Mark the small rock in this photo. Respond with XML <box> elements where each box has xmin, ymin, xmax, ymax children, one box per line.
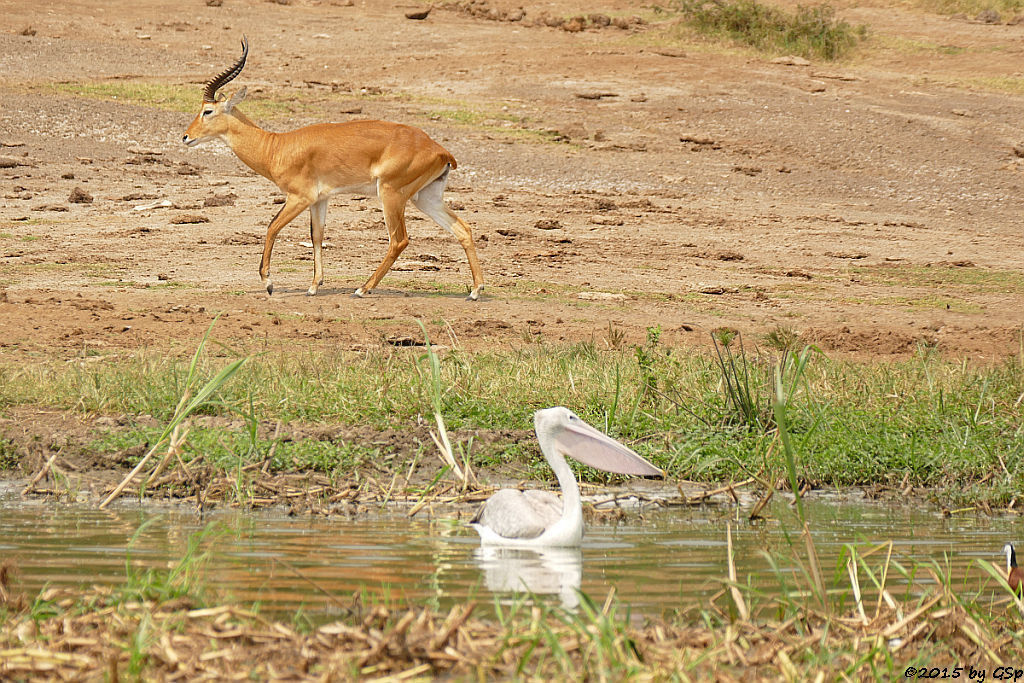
<box><xmin>562</xmin><ymin>17</ymin><xmax>585</xmax><ymax>32</ymax></box>
<box><xmin>679</xmin><ymin>134</ymin><xmax>718</xmax><ymax>147</ymax></box>
<box><xmin>714</xmin><ymin>250</ymin><xmax>744</xmax><ymax>261</ymax></box>
<box><xmin>61</xmin><ymin>172</ymin><xmax>75</xmax><ymax>179</ymax></box>
<box><xmin>772</xmin><ymin>55</ymin><xmax>811</xmax><ymax>66</ymax></box>
<box><xmin>576</xmin><ymin>91</ymin><xmax>618</xmax><ymax>100</ymax></box>
<box><xmin>20</xmin><ymin>26</ymin><xmax>36</xmax><ymax>36</ymax></box>
<box><xmin>588</xmin><ymin>13</ymin><xmax>611</xmax><ymax>26</ymax></box>
<box><xmin>170</xmin><ymin>214</ymin><xmax>210</xmax><ymax>224</ymax></box>
<box><xmin>206</xmin><ymin>0</ymin><xmax>223</xmax><ymax>6</ymax></box>
<box><xmin>392</xmin><ymin>261</ymin><xmax>440</xmax><ymax>271</ymax></box>
<box><xmin>405</xmin><ymin>8</ymin><xmax>430</xmax><ymax>19</ymax></box>
<box><xmin>694</xmin><ymin>284</ymin><xmax>738</xmax><ymax>295</ymax></box>
<box><xmin>157</xmin><ymin>273</ymin><xmax>170</xmax><ymax>281</ymax></box>
<box><xmin>203</xmin><ymin>193</ymin><xmax>236</xmax><ymax>207</ymax></box>
<box><xmin>589</xmin><ymin>216</ymin><xmax>623</xmax><ymax>225</ymax></box>
<box><xmin>534</xmin><ymin>219</ymin><xmax>562</xmax><ymax>230</ymax></box>
<box><xmin>68</xmin><ymin>187</ymin><xmax>93</xmax><ymax>204</ymax></box>
<box><xmin>976</xmin><ymin>8</ymin><xmax>1001</xmax><ymax>22</ymax></box>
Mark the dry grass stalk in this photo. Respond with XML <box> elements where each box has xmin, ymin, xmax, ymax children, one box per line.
<box><xmin>681</xmin><ymin>477</ymin><xmax>756</xmax><ymax>504</ymax></box>
<box><xmin>726</xmin><ymin>523</ymin><xmax>750</xmax><ymax>621</ymax></box>
<box><xmin>20</xmin><ymin>452</ymin><xmax>59</xmax><ymax>495</ymax></box>
<box><xmin>145</xmin><ymin>420</ymin><xmax>190</xmax><ymax>487</ymax></box>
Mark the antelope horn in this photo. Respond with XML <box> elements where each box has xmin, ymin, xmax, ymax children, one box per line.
<box><xmin>202</xmin><ymin>35</ymin><xmax>248</xmax><ymax>103</ymax></box>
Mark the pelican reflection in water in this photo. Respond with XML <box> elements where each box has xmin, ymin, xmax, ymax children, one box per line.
<box><xmin>471</xmin><ymin>407</ymin><xmax>663</xmax><ymax>547</ymax></box>
<box><xmin>475</xmin><ymin>546</ymin><xmax>583</xmax><ymax>609</ymax></box>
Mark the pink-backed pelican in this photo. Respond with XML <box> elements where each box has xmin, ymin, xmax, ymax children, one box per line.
<box><xmin>471</xmin><ymin>407</ymin><xmax>663</xmax><ymax>547</ymax></box>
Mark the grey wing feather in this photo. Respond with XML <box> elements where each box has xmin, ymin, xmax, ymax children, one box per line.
<box><xmin>473</xmin><ymin>489</ymin><xmax>563</xmax><ymax>540</ymax></box>
<box><xmin>522</xmin><ymin>490</ymin><xmax>562</xmax><ymax>519</ymax></box>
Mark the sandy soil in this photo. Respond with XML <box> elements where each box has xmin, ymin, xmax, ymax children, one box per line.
<box><xmin>2</xmin><ymin>0</ymin><xmax>1024</xmax><ymax>359</ymax></box>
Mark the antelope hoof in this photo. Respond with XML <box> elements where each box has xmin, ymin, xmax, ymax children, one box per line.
<box><xmin>306</xmin><ymin>286</ymin><xmax>318</xmax><ymax>297</ymax></box>
<box><xmin>265</xmin><ymin>280</ymin><xmax>274</xmax><ymax>296</ymax></box>
<box><xmin>352</xmin><ymin>288</ymin><xmax>366</xmax><ymax>298</ymax></box>
<box><xmin>467</xmin><ymin>286</ymin><xmax>483</xmax><ymax>302</ymax></box>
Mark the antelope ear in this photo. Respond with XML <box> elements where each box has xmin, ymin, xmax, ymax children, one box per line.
<box><xmin>223</xmin><ymin>86</ymin><xmax>248</xmax><ymax>114</ymax></box>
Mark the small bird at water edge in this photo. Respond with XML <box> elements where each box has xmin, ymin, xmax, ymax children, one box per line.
<box><xmin>1002</xmin><ymin>542</ymin><xmax>1024</xmax><ymax>595</ymax></box>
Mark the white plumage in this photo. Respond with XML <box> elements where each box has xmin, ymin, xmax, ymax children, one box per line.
<box><xmin>471</xmin><ymin>407</ymin><xmax>662</xmax><ymax>547</ymax></box>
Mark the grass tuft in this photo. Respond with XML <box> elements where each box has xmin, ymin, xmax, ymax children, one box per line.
<box><xmin>671</xmin><ymin>0</ymin><xmax>867</xmax><ymax>60</ymax></box>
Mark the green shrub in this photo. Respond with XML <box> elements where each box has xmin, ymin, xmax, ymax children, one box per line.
<box><xmin>674</xmin><ymin>0</ymin><xmax>867</xmax><ymax>60</ymax></box>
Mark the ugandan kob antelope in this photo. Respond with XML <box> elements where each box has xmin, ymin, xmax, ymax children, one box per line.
<box><xmin>182</xmin><ymin>37</ymin><xmax>484</xmax><ymax>300</ymax></box>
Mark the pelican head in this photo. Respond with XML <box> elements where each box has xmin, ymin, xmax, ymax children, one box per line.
<box><xmin>533</xmin><ymin>407</ymin><xmax>664</xmax><ymax>477</ymax></box>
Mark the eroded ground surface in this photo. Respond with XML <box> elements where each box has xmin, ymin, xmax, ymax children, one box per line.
<box><xmin>1</xmin><ymin>0</ymin><xmax>1023</xmax><ymax>360</ymax></box>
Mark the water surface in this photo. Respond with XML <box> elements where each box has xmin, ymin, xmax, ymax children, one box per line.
<box><xmin>1</xmin><ymin>491</ymin><xmax>1020</xmax><ymax>620</ymax></box>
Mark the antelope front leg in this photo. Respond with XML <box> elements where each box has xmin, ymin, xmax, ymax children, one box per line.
<box><xmin>260</xmin><ymin>195</ymin><xmax>310</xmax><ymax>295</ymax></box>
<box><xmin>308</xmin><ymin>199</ymin><xmax>327</xmax><ymax>296</ymax></box>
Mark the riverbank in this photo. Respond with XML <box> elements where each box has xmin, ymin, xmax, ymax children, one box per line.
<box><xmin>1</xmin><ymin>338</ymin><xmax>1022</xmax><ymax>512</ymax></box>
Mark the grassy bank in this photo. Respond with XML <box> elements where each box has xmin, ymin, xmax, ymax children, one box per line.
<box><xmin>0</xmin><ymin>331</ymin><xmax>1022</xmax><ymax>508</ymax></box>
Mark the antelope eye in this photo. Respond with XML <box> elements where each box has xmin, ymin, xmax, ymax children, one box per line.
<box><xmin>202</xmin><ymin>109</ymin><xmax>213</xmax><ymax>117</ymax></box>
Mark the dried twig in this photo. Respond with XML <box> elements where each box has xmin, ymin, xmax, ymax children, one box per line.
<box><xmin>21</xmin><ymin>452</ymin><xmax>59</xmax><ymax>495</ymax></box>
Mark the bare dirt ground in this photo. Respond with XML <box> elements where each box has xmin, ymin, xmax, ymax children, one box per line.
<box><xmin>1</xmin><ymin>0</ymin><xmax>1024</xmax><ymax>359</ymax></box>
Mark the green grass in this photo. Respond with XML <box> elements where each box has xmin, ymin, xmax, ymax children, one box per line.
<box><xmin>39</xmin><ymin>81</ymin><xmax>307</xmax><ymax>120</ymax></box>
<box><xmin>0</xmin><ymin>438</ymin><xmax>18</xmax><ymax>470</ymax></box>
<box><xmin>852</xmin><ymin>264</ymin><xmax>1024</xmax><ymax>293</ymax></box>
<box><xmin>1</xmin><ymin>334</ymin><xmax>1023</xmax><ymax>505</ymax></box>
<box><xmin>45</xmin><ymin>82</ymin><xmax>197</xmax><ymax>112</ymax></box>
<box><xmin>91</xmin><ymin>425</ymin><xmax>381</xmax><ymax>475</ymax></box>
<box><xmin>34</xmin><ymin>80</ymin><xmax>565</xmax><ymax>143</ymax></box>
<box><xmin>668</xmin><ymin>0</ymin><xmax>867</xmax><ymax>61</ymax></box>
<box><xmin>425</xmin><ymin>105</ymin><xmax>568</xmax><ymax>144</ymax></box>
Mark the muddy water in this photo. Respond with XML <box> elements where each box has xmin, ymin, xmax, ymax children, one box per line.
<box><xmin>2</xmin><ymin>491</ymin><xmax>1021</xmax><ymax>620</ymax></box>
